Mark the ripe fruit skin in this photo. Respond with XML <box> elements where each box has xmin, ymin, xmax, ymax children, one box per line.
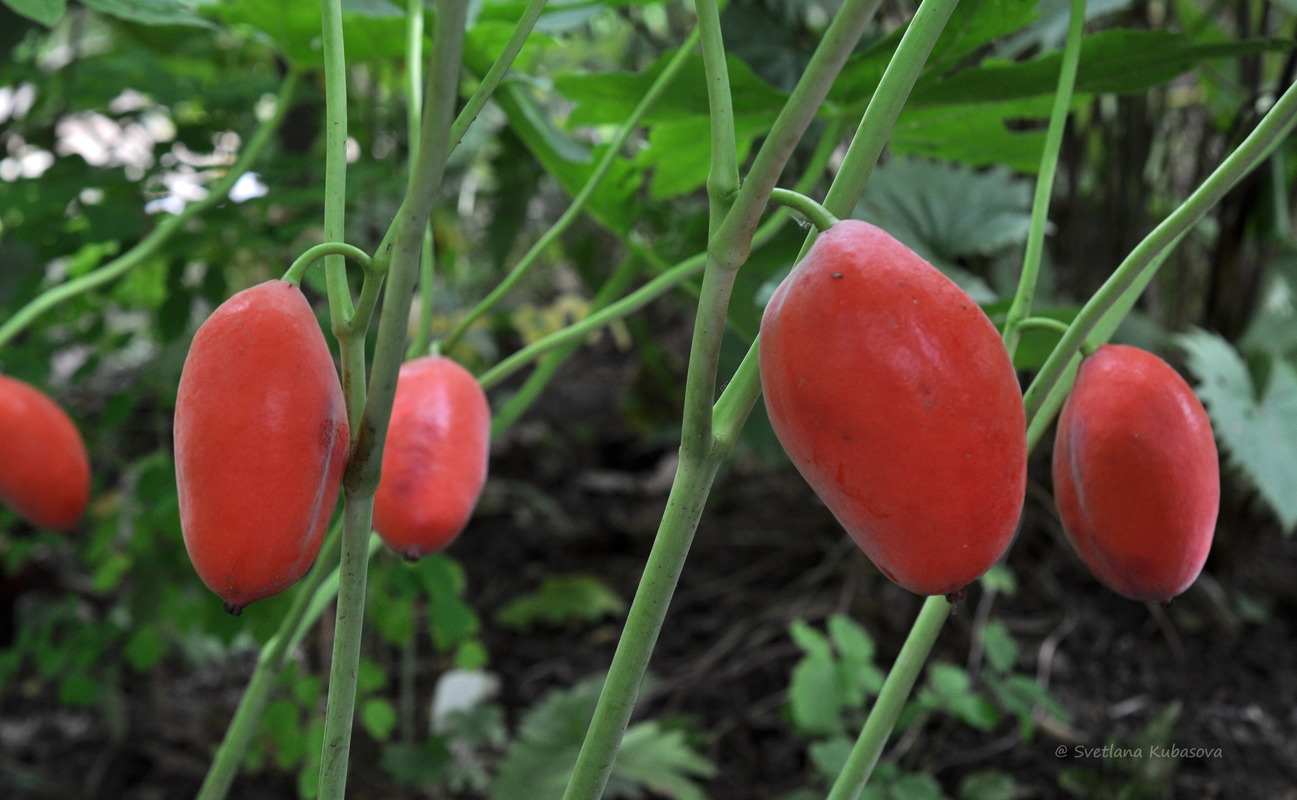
<box><xmin>0</xmin><ymin>375</ymin><xmax>90</xmax><ymax>531</ymax></box>
<box><xmin>174</xmin><ymin>280</ymin><xmax>349</xmax><ymax>613</ymax></box>
<box><xmin>373</xmin><ymin>356</ymin><xmax>490</xmax><ymax>560</ymax></box>
<box><xmin>759</xmin><ymin>220</ymin><xmax>1027</xmax><ymax>597</ymax></box>
<box><xmin>1052</xmin><ymin>344</ymin><xmax>1218</xmax><ymax>603</ymax></box>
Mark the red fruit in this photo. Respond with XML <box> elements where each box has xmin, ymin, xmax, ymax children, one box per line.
<box><xmin>0</xmin><ymin>375</ymin><xmax>90</xmax><ymax>530</ymax></box>
<box><xmin>373</xmin><ymin>356</ymin><xmax>489</xmax><ymax>560</ymax></box>
<box><xmin>174</xmin><ymin>280</ymin><xmax>349</xmax><ymax>613</ymax></box>
<box><xmin>1052</xmin><ymin>344</ymin><xmax>1218</xmax><ymax>602</ymax></box>
<box><xmin>759</xmin><ymin>220</ymin><xmax>1027</xmax><ymax>597</ymax></box>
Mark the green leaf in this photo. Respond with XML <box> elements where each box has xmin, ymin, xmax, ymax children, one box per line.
<box><xmin>914</xmin><ymin>30</ymin><xmax>1289</xmax><ymax>105</ymax></box>
<box><xmin>1179</xmin><ymin>329</ymin><xmax>1297</xmax><ymax>531</ymax></box>
<box><xmin>608</xmin><ymin>721</ymin><xmax>715</xmax><ymax>800</ymax></box>
<box><xmin>490</xmin><ymin>674</ymin><xmax>710</xmax><ymax>800</ymax></box>
<box><xmin>381</xmin><ymin>739</ymin><xmax>452</xmax><ymax>785</ymax></box>
<box><xmin>959</xmin><ymin>769</ymin><xmax>1017</xmax><ymax>800</ymax></box>
<box><xmin>807</xmin><ymin>736</ymin><xmax>853</xmax><ymax>782</ymax></box>
<box><xmin>362</xmin><ymin>697</ymin><xmax>399</xmax><ymax>741</ymax></box>
<box><xmin>81</xmin><ymin>0</ymin><xmax>212</xmax><ymax>27</ymax></box>
<box><xmin>494</xmin><ymin>574</ymin><xmax>627</xmax><ymax>629</ymax></box>
<box><xmin>787</xmin><ymin>621</ymin><xmax>844</xmax><ymax>736</ymax></box>
<box><xmin>921</xmin><ymin>662</ymin><xmax>1000</xmax><ymax>731</ymax></box>
<box><xmin>123</xmin><ymin>624</ymin><xmax>164</xmax><ymax>671</ymax></box>
<box><xmin>979</xmin><ymin>619</ymin><xmax>1018</xmax><ymax>675</ymax></box>
<box><xmin>357</xmin><ymin>657</ymin><xmax>386</xmax><ymax>694</ymax></box>
<box><xmin>262</xmin><ymin>698</ymin><xmax>306</xmax><ymax>769</ymax></box>
<box><xmin>5</xmin><ymin>0</ymin><xmax>64</xmax><ymax>26</ymax></box>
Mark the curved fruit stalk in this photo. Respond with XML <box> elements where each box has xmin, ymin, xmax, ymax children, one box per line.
<box><xmin>0</xmin><ymin>375</ymin><xmax>90</xmax><ymax>531</ymax></box>
<box><xmin>174</xmin><ymin>280</ymin><xmax>349</xmax><ymax>614</ymax></box>
<box><xmin>373</xmin><ymin>356</ymin><xmax>490</xmax><ymax>560</ymax></box>
<box><xmin>1052</xmin><ymin>344</ymin><xmax>1218</xmax><ymax>602</ymax></box>
<box><xmin>759</xmin><ymin>220</ymin><xmax>1027</xmax><ymax>597</ymax></box>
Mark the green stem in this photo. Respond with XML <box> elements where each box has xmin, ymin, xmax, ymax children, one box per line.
<box><xmin>0</xmin><ymin>69</ymin><xmax>300</xmax><ymax>351</ymax></box>
<box><xmin>489</xmin><ymin>252</ymin><xmax>639</xmax><ymax>436</ymax></box>
<box><xmin>448</xmin><ymin>0</ymin><xmax>549</xmax><ymax>149</ymax></box>
<box><xmin>768</xmin><ymin>189</ymin><xmax>840</xmax><ymax>231</ymax></box>
<box><xmin>1022</xmin><ymin>77</ymin><xmax>1297</xmax><ymax>439</ymax></box>
<box><xmin>560</xmin><ymin>5</ymin><xmax>878</xmax><ymax>800</ymax></box>
<box><xmin>695</xmin><ymin>0</ymin><xmax>739</xmax><ymax>237</ymax></box>
<box><xmin>825</xmin><ymin>596</ymin><xmax>952</xmax><ymax>800</ymax></box>
<box><xmin>1001</xmin><ymin>0</ymin><xmax>1085</xmax><ymax>358</ymax></box>
<box><xmin>317</xmin><ymin>1</ymin><xmax>467</xmax><ymax>797</ymax></box>
<box><xmin>194</xmin><ymin>518</ymin><xmax>343</xmax><ymax>800</ymax></box>
<box><xmin>283</xmin><ymin>242</ymin><xmax>375</xmax><ymax>286</ymax></box>
<box><xmin>559</xmin><ymin>454</ymin><xmax>723</xmax><ymax>800</ymax></box>
<box><xmin>1015</xmin><ymin>315</ymin><xmax>1074</xmax><ymax>339</ymax></box>
<box><xmin>709</xmin><ymin>0</ymin><xmax>882</xmax><ymax>270</ymax></box>
<box><xmin>821</xmin><ymin>0</ymin><xmax>960</xmax><ymax>221</ymax></box>
<box><xmin>481</xmin><ymin>113</ymin><xmax>844</xmax><ymax>401</ymax></box>
<box><xmin>443</xmin><ymin>24</ymin><xmax>700</xmax><ymax>352</ymax></box>
<box><xmin>405</xmin><ymin>0</ymin><xmax>437</xmax><ymax>360</ymax></box>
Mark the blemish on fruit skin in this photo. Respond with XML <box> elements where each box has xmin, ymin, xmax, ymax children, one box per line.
<box><xmin>831</xmin><ymin>273</ymin><xmax>843</xmax><ymax>279</ymax></box>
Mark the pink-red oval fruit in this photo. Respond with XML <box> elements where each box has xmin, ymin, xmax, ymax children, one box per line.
<box><xmin>373</xmin><ymin>356</ymin><xmax>490</xmax><ymax>560</ymax></box>
<box><xmin>759</xmin><ymin>220</ymin><xmax>1027</xmax><ymax>597</ymax></box>
<box><xmin>0</xmin><ymin>375</ymin><xmax>90</xmax><ymax>531</ymax></box>
<box><xmin>174</xmin><ymin>280</ymin><xmax>349</xmax><ymax>614</ymax></box>
<box><xmin>1052</xmin><ymin>344</ymin><xmax>1218</xmax><ymax>603</ymax></box>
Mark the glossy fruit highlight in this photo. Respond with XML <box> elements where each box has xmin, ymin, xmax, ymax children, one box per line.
<box><xmin>1052</xmin><ymin>344</ymin><xmax>1218</xmax><ymax>602</ymax></box>
<box><xmin>373</xmin><ymin>356</ymin><xmax>490</xmax><ymax>560</ymax></box>
<box><xmin>174</xmin><ymin>280</ymin><xmax>349</xmax><ymax>613</ymax></box>
<box><xmin>0</xmin><ymin>375</ymin><xmax>90</xmax><ymax>531</ymax></box>
<box><xmin>759</xmin><ymin>220</ymin><xmax>1027</xmax><ymax>597</ymax></box>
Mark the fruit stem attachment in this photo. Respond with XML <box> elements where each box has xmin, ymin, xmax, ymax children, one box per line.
<box><xmin>826</xmin><ymin>595</ymin><xmax>952</xmax><ymax>800</ymax></box>
<box><xmin>768</xmin><ymin>189</ymin><xmax>839</xmax><ymax>232</ymax></box>
<box><xmin>282</xmin><ymin>242</ymin><xmax>377</xmax><ymax>286</ymax></box>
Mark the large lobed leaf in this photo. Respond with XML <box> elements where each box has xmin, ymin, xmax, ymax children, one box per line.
<box><xmin>1179</xmin><ymin>329</ymin><xmax>1297</xmax><ymax>532</ymax></box>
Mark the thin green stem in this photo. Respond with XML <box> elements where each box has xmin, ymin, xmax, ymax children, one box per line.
<box><xmin>825</xmin><ymin>596</ymin><xmax>952</xmax><ymax>800</ymax></box>
<box><xmin>443</xmin><ymin>25</ymin><xmax>701</xmax><ymax>352</ymax></box>
<box><xmin>283</xmin><ymin>242</ymin><xmax>375</xmax><ymax>286</ymax></box>
<box><xmin>1002</xmin><ymin>0</ymin><xmax>1085</xmax><ymax>358</ymax></box>
<box><xmin>709</xmin><ymin>0</ymin><xmax>881</xmax><ymax>270</ymax></box>
<box><xmin>821</xmin><ymin>0</ymin><xmax>960</xmax><ymax>221</ymax></box>
<box><xmin>0</xmin><ymin>69</ymin><xmax>300</xmax><ymax>351</ymax></box>
<box><xmin>405</xmin><ymin>0</ymin><xmax>437</xmax><ymax>360</ymax></box>
<box><xmin>489</xmin><ymin>252</ymin><xmax>639</xmax><ymax>436</ymax></box>
<box><xmin>448</xmin><ymin>0</ymin><xmax>549</xmax><ymax>149</ymax></box>
<box><xmin>1015</xmin><ymin>315</ymin><xmax>1074</xmax><ymax>339</ymax></box>
<box><xmin>1022</xmin><ymin>77</ymin><xmax>1297</xmax><ymax>436</ymax></box>
<box><xmin>194</xmin><ymin>518</ymin><xmax>343</xmax><ymax>800</ymax></box>
<box><xmin>768</xmin><ymin>188</ymin><xmax>840</xmax><ymax>232</ymax></box>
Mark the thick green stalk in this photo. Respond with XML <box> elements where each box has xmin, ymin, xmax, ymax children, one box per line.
<box><xmin>559</xmin><ymin>454</ymin><xmax>723</xmax><ymax>800</ymax></box>
<box><xmin>0</xmin><ymin>70</ymin><xmax>299</xmax><ymax>350</ymax></box>
<box><xmin>695</xmin><ymin>0</ymin><xmax>739</xmax><ymax>237</ymax></box>
<box><xmin>1002</xmin><ymin>0</ymin><xmax>1085</xmax><ymax>358</ymax></box>
<box><xmin>560</xmin><ymin>5</ymin><xmax>879</xmax><ymax>800</ymax></box>
<box><xmin>825</xmin><ymin>597</ymin><xmax>952</xmax><ymax>800</ymax></box>
<box><xmin>317</xmin><ymin>1</ymin><xmax>468</xmax><ymax>797</ymax></box>
<box><xmin>1022</xmin><ymin>77</ymin><xmax>1297</xmax><ymax>437</ymax></box>
<box><xmin>444</xmin><ymin>24</ymin><xmax>701</xmax><ymax>352</ymax></box>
